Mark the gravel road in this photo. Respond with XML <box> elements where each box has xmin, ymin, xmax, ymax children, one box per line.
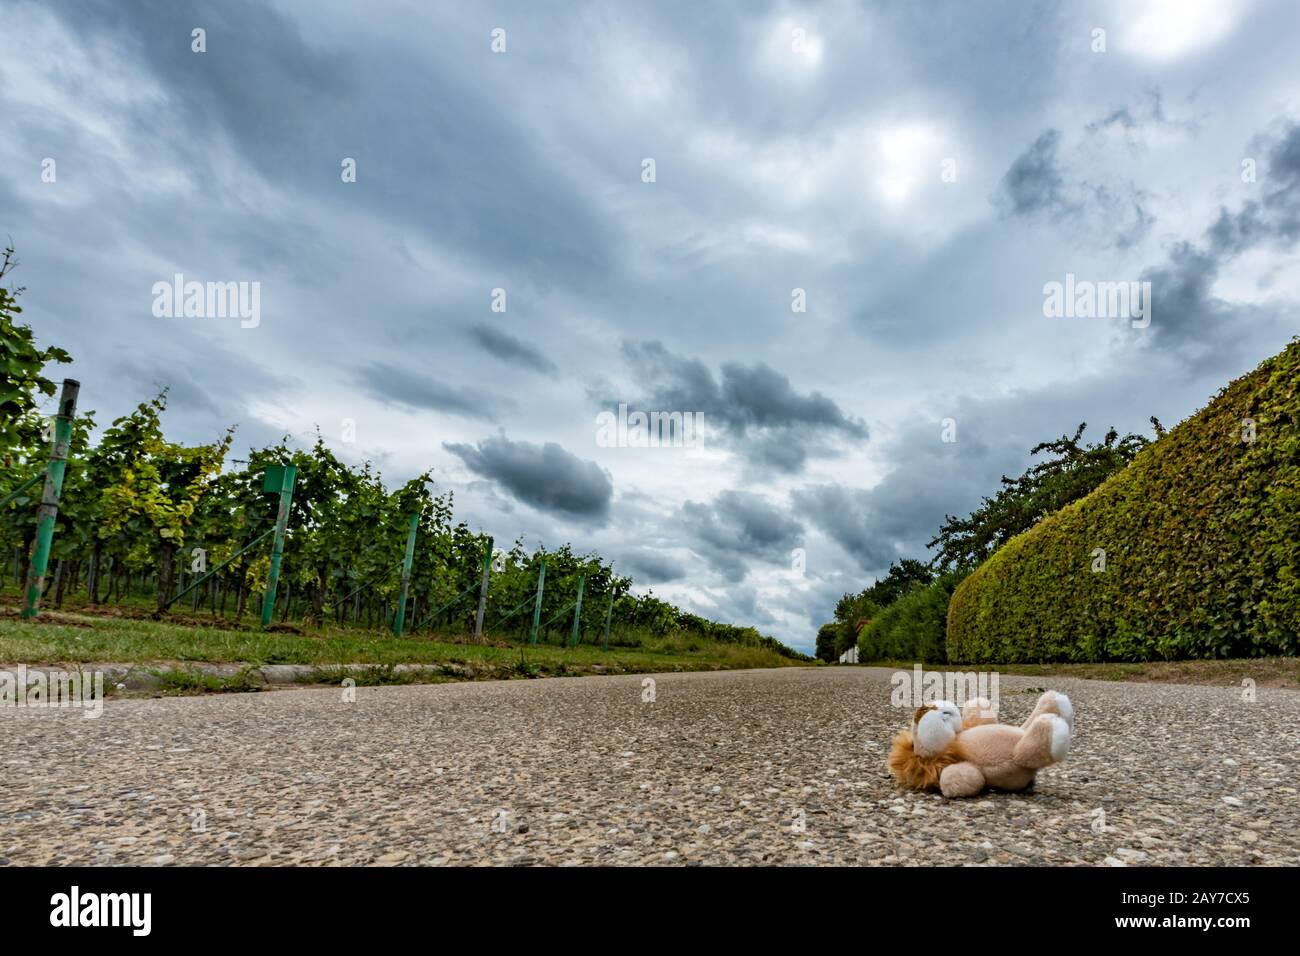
<box><xmin>3</xmin><ymin>666</ymin><xmax>1296</xmax><ymax>866</ymax></box>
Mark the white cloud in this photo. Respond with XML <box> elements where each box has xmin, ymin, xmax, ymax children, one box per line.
<box><xmin>759</xmin><ymin>18</ymin><xmax>825</xmax><ymax>78</ymax></box>
<box><xmin>1118</xmin><ymin>0</ymin><xmax>1250</xmax><ymax>61</ymax></box>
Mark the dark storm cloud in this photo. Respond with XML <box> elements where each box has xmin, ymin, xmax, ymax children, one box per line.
<box><xmin>995</xmin><ymin>128</ymin><xmax>1152</xmax><ymax>248</ymax></box>
<box><xmin>996</xmin><ymin>130</ymin><xmax>1070</xmax><ymax>218</ymax></box>
<box><xmin>791</xmin><ymin>483</ymin><xmax>903</xmax><ymax>574</ymax></box>
<box><xmin>1208</xmin><ymin>122</ymin><xmax>1300</xmax><ymax>254</ymax></box>
<box><xmin>692</xmin><ymin>583</ymin><xmax>785</xmax><ymax>634</ymax></box>
<box><xmin>44</xmin><ymin>0</ymin><xmax>618</xmax><ymax>288</ymax></box>
<box><xmin>111</xmin><ymin>360</ymin><xmax>223</xmax><ymax>417</ymax></box>
<box><xmin>1139</xmin><ymin>242</ymin><xmax>1230</xmax><ymax>353</ymax></box>
<box><xmin>94</xmin><ymin>337</ymin><xmax>303</xmax><ymax>452</ymax></box>
<box><xmin>720</xmin><ymin>362</ymin><xmax>866</xmax><ymax>437</ymax></box>
<box><xmin>1085</xmin><ymin>89</ymin><xmax>1197</xmax><ymax>142</ymax></box>
<box><xmin>46</xmin><ymin>0</ymin><xmax>350</xmax><ymax>182</ymax></box>
<box><xmin>790</xmin><ymin>391</ymin><xmax>1161</xmax><ymax>578</ymax></box>
<box><xmin>1087</xmin><ymin>108</ymin><xmax>1139</xmax><ymax>134</ymax></box>
<box><xmin>676</xmin><ymin>490</ymin><xmax>803</xmax><ymax>582</ymax></box>
<box><xmin>358</xmin><ymin>363</ymin><xmax>501</xmax><ymax>421</ymax></box>
<box><xmin>444</xmin><ymin>435</ymin><xmax>612</xmax><ymax>523</ymax></box>
<box><xmin>765</xmin><ymin>570</ymin><xmax>865</xmax><ymax>638</ymax></box>
<box><xmin>468</xmin><ymin>324</ymin><xmax>557</xmax><ymax>376</ymax></box>
<box><xmin>744</xmin><ymin>432</ymin><xmax>815</xmax><ymax>474</ymax></box>
<box><xmin>618</xmin><ymin>341</ymin><xmax>866</xmax><ymax>474</ymax></box>
<box><xmin>617</xmin><ymin>548</ymin><xmax>687</xmax><ymax>584</ymax></box>
<box><xmin>109</xmin><ymin>333</ymin><xmax>300</xmax><ymax>417</ymax></box>
<box><xmin>1142</xmin><ymin>122</ymin><xmax>1300</xmax><ymax>354</ymax></box>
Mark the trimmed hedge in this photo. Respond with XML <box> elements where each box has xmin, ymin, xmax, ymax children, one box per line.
<box><xmin>858</xmin><ymin>572</ymin><xmax>966</xmax><ymax>663</ymax></box>
<box><xmin>947</xmin><ymin>338</ymin><xmax>1300</xmax><ymax>662</ymax></box>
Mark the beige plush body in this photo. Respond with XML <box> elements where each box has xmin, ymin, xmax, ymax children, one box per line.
<box><xmin>887</xmin><ymin>692</ymin><xmax>1074</xmax><ymax>798</ymax></box>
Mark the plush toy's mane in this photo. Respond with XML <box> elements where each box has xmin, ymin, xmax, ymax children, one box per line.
<box><xmin>887</xmin><ymin>728</ymin><xmax>963</xmax><ymax>791</ymax></box>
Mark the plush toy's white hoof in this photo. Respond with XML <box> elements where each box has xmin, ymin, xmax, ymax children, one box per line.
<box><xmin>1054</xmin><ymin>692</ymin><xmax>1074</xmax><ymax>732</ymax></box>
<box><xmin>1048</xmin><ymin>715</ymin><xmax>1071</xmax><ymax>762</ymax></box>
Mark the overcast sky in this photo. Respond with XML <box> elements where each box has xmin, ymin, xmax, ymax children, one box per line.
<box><xmin>4</xmin><ymin>0</ymin><xmax>1299</xmax><ymax>652</ymax></box>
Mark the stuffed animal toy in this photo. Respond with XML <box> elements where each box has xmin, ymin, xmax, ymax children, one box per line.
<box><xmin>887</xmin><ymin>691</ymin><xmax>1073</xmax><ymax>798</ymax></box>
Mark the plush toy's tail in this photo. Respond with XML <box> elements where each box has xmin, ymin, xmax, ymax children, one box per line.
<box><xmin>887</xmin><ymin>729</ymin><xmax>962</xmax><ymax>791</ymax></box>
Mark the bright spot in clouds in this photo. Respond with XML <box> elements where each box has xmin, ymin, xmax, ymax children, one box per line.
<box><xmin>791</xmin><ymin>27</ymin><xmax>823</xmax><ymax>66</ymax></box>
<box><xmin>874</xmin><ymin>123</ymin><xmax>940</xmax><ymax>203</ymax></box>
<box><xmin>1121</xmin><ymin>0</ymin><xmax>1248</xmax><ymax>60</ymax></box>
<box><xmin>761</xmin><ymin>19</ymin><xmax>823</xmax><ymax>76</ymax></box>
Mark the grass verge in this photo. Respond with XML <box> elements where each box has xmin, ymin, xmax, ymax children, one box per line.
<box><xmin>0</xmin><ymin>606</ymin><xmax>805</xmax><ymax>694</ymax></box>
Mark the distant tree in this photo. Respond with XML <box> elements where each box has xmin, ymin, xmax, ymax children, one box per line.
<box><xmin>825</xmin><ymin>558</ymin><xmax>935</xmax><ymax>656</ymax></box>
<box><xmin>858</xmin><ymin>571</ymin><xmax>968</xmax><ymax>664</ymax></box>
<box><xmin>815</xmin><ymin>623</ymin><xmax>839</xmax><ymax>662</ymax></box>
<box><xmin>862</xmin><ymin>558</ymin><xmax>933</xmax><ymax>607</ymax></box>
<box><xmin>928</xmin><ymin>421</ymin><xmax>1162</xmax><ymax>571</ymax></box>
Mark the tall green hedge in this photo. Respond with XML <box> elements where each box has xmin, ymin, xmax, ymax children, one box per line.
<box><xmin>947</xmin><ymin>338</ymin><xmax>1300</xmax><ymax>662</ymax></box>
<box><xmin>858</xmin><ymin>572</ymin><xmax>966</xmax><ymax>663</ymax></box>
